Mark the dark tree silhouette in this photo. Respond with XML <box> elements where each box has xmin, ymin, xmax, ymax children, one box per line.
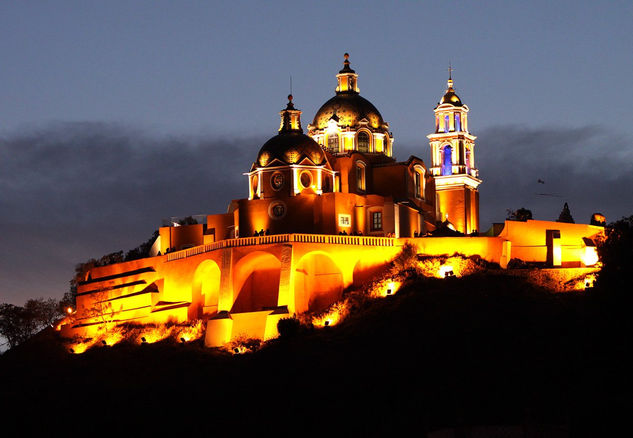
<box><xmin>0</xmin><ymin>298</ymin><xmax>65</xmax><ymax>349</ymax></box>
<box><xmin>597</xmin><ymin>215</ymin><xmax>633</xmax><ymax>293</ymax></box>
<box><xmin>507</xmin><ymin>208</ymin><xmax>532</xmax><ymax>221</ymax></box>
<box><xmin>557</xmin><ymin>202</ymin><xmax>575</xmax><ymax>223</ymax></box>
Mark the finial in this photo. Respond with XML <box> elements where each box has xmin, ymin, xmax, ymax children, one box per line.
<box><xmin>447</xmin><ymin>63</ymin><xmax>454</xmax><ymax>90</ymax></box>
<box><xmin>344</xmin><ymin>52</ymin><xmax>349</xmax><ymax>60</ymax></box>
<box><xmin>285</xmin><ymin>93</ymin><xmax>295</xmax><ymax>110</ymax></box>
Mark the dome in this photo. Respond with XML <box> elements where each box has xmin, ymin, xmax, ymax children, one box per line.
<box><xmin>438</xmin><ymin>77</ymin><xmax>464</xmax><ymax>107</ymax></box>
<box><xmin>440</xmin><ymin>90</ymin><xmax>463</xmax><ymax>106</ymax></box>
<box><xmin>256</xmin><ymin>132</ymin><xmax>326</xmax><ymax>168</ymax></box>
<box><xmin>312</xmin><ymin>93</ymin><xmax>385</xmax><ymax>130</ymax></box>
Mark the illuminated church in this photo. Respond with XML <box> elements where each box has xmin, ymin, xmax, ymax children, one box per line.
<box><xmin>62</xmin><ymin>54</ymin><xmax>602</xmax><ymax>348</ymax></box>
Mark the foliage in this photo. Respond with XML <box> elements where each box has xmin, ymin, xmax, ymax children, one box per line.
<box><xmin>392</xmin><ymin>241</ymin><xmax>418</xmax><ymax>271</ymax></box>
<box><xmin>0</xmin><ymin>298</ymin><xmax>66</xmax><ymax>349</ymax></box>
<box><xmin>506</xmin><ymin>207</ymin><xmax>532</xmax><ymax>221</ymax></box>
<box><xmin>124</xmin><ymin>230</ymin><xmax>159</xmax><ymax>261</ymax></box>
<box><xmin>178</xmin><ymin>216</ymin><xmax>198</xmax><ymax>225</ymax></box>
<box><xmin>596</xmin><ymin>215</ymin><xmax>633</xmax><ymax>293</ymax></box>
<box><xmin>277</xmin><ymin>317</ymin><xmax>302</xmax><ymax>338</ymax></box>
<box><xmin>557</xmin><ymin>202</ymin><xmax>575</xmax><ymax>223</ymax></box>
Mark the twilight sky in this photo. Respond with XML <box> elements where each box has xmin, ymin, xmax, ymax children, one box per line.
<box><xmin>1</xmin><ymin>1</ymin><xmax>632</xmax><ymax>304</ymax></box>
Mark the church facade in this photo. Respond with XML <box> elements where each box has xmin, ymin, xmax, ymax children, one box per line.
<box><xmin>62</xmin><ymin>55</ymin><xmax>602</xmax><ymax>348</ymax></box>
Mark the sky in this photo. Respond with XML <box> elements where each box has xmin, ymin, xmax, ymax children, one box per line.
<box><xmin>1</xmin><ymin>1</ymin><xmax>632</xmax><ymax>305</ymax></box>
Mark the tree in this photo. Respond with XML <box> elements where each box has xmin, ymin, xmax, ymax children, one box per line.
<box><xmin>596</xmin><ymin>215</ymin><xmax>633</xmax><ymax>292</ymax></box>
<box><xmin>507</xmin><ymin>208</ymin><xmax>532</xmax><ymax>221</ymax></box>
<box><xmin>0</xmin><ymin>298</ymin><xmax>65</xmax><ymax>349</ymax></box>
<box><xmin>124</xmin><ymin>229</ymin><xmax>159</xmax><ymax>261</ymax></box>
<box><xmin>557</xmin><ymin>202</ymin><xmax>575</xmax><ymax>223</ymax></box>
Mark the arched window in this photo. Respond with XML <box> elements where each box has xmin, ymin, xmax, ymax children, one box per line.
<box><xmin>465</xmin><ymin>148</ymin><xmax>471</xmax><ymax>172</ymax></box>
<box><xmin>455</xmin><ymin>114</ymin><xmax>461</xmax><ymax>132</ymax></box>
<box><xmin>444</xmin><ymin>115</ymin><xmax>450</xmax><ymax>133</ymax></box>
<box><xmin>435</xmin><ymin>116</ymin><xmax>440</xmax><ymax>133</ymax></box>
<box><xmin>356</xmin><ymin>162</ymin><xmax>366</xmax><ymax>191</ymax></box>
<box><xmin>414</xmin><ymin>166</ymin><xmax>425</xmax><ymax>199</ymax></box>
<box><xmin>327</xmin><ymin>134</ymin><xmax>339</xmax><ymax>153</ymax></box>
<box><xmin>441</xmin><ymin>145</ymin><xmax>452</xmax><ymax>176</ymax></box>
<box><xmin>357</xmin><ymin>132</ymin><xmax>370</xmax><ymax>152</ymax></box>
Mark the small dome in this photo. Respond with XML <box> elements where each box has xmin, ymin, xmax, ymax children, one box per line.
<box><xmin>438</xmin><ymin>78</ymin><xmax>463</xmax><ymax>107</ymax></box>
<box><xmin>440</xmin><ymin>90</ymin><xmax>463</xmax><ymax>106</ymax></box>
<box><xmin>312</xmin><ymin>93</ymin><xmax>385</xmax><ymax>130</ymax></box>
<box><xmin>256</xmin><ymin>133</ymin><xmax>326</xmax><ymax>168</ymax></box>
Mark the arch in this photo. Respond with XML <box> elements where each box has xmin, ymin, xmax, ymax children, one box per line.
<box><xmin>353</xmin><ymin>258</ymin><xmax>388</xmax><ymax>288</ymax></box>
<box><xmin>294</xmin><ymin>252</ymin><xmax>343</xmax><ymax>314</ymax></box>
<box><xmin>357</xmin><ymin>131</ymin><xmax>370</xmax><ymax>152</ymax></box>
<box><xmin>356</xmin><ymin>160</ymin><xmax>366</xmax><ymax>192</ymax></box>
<box><xmin>413</xmin><ymin>164</ymin><xmax>425</xmax><ymax>199</ymax></box>
<box><xmin>441</xmin><ymin>145</ymin><xmax>453</xmax><ymax>176</ymax></box>
<box><xmin>190</xmin><ymin>259</ymin><xmax>221</xmax><ymax>320</ymax></box>
<box><xmin>232</xmin><ymin>251</ymin><xmax>281</xmax><ymax>313</ymax></box>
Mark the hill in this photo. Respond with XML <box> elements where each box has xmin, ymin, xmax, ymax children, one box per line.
<box><xmin>0</xmin><ymin>273</ymin><xmax>628</xmax><ymax>435</ymax></box>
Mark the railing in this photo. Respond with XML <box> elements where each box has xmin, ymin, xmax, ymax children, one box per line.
<box><xmin>166</xmin><ymin>233</ymin><xmax>394</xmax><ymax>262</ymax></box>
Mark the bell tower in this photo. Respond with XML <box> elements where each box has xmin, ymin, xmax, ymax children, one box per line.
<box><xmin>427</xmin><ymin>69</ymin><xmax>481</xmax><ymax>234</ymax></box>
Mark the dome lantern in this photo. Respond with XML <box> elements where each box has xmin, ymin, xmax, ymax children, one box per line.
<box><xmin>335</xmin><ymin>53</ymin><xmax>359</xmax><ymax>94</ymax></box>
<box><xmin>279</xmin><ymin>94</ymin><xmax>303</xmax><ymax>133</ymax></box>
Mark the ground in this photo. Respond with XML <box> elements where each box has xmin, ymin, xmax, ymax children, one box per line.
<box><xmin>0</xmin><ymin>274</ymin><xmax>628</xmax><ymax>435</ymax></box>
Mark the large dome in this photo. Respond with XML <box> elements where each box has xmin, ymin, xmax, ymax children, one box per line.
<box><xmin>255</xmin><ymin>132</ymin><xmax>326</xmax><ymax>168</ymax></box>
<box><xmin>312</xmin><ymin>93</ymin><xmax>385</xmax><ymax>130</ymax></box>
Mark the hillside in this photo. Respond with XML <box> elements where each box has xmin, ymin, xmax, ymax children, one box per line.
<box><xmin>0</xmin><ymin>273</ymin><xmax>628</xmax><ymax>435</ymax></box>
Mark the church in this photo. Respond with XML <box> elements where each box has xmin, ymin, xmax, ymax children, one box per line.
<box><xmin>61</xmin><ymin>54</ymin><xmax>603</xmax><ymax>349</ymax></box>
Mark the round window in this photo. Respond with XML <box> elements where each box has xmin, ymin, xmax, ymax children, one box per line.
<box><xmin>271</xmin><ymin>172</ymin><xmax>284</xmax><ymax>190</ymax></box>
<box><xmin>268</xmin><ymin>201</ymin><xmax>287</xmax><ymax>220</ymax></box>
<box><xmin>300</xmin><ymin>171</ymin><xmax>312</xmax><ymax>189</ymax></box>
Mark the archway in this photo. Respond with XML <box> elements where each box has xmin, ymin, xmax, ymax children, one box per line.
<box><xmin>294</xmin><ymin>252</ymin><xmax>343</xmax><ymax>314</ymax></box>
<box><xmin>232</xmin><ymin>251</ymin><xmax>281</xmax><ymax>313</ymax></box>
<box><xmin>190</xmin><ymin>259</ymin><xmax>221</xmax><ymax>320</ymax></box>
<box><xmin>353</xmin><ymin>258</ymin><xmax>387</xmax><ymax>288</ymax></box>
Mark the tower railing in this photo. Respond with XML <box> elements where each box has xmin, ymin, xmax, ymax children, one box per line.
<box><xmin>166</xmin><ymin>233</ymin><xmax>394</xmax><ymax>262</ymax></box>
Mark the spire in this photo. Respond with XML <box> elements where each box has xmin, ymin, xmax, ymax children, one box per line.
<box><xmin>336</xmin><ymin>52</ymin><xmax>359</xmax><ymax>94</ymax></box>
<box><xmin>439</xmin><ymin>65</ymin><xmax>463</xmax><ymax>107</ymax></box>
<box><xmin>279</xmin><ymin>94</ymin><xmax>303</xmax><ymax>133</ymax></box>
<box><xmin>447</xmin><ymin>63</ymin><xmax>454</xmax><ymax>90</ymax></box>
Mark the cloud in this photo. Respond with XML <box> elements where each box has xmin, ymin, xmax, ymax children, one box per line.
<box><xmin>1</xmin><ymin>122</ymin><xmax>631</xmax><ymax>303</ymax></box>
<box><xmin>0</xmin><ymin>122</ymin><xmax>264</xmax><ymax>303</ymax></box>
<box><xmin>397</xmin><ymin>124</ymin><xmax>633</xmax><ymax>228</ymax></box>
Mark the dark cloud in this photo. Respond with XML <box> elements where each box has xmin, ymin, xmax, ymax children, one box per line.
<box><xmin>0</xmin><ymin>122</ymin><xmax>264</xmax><ymax>303</ymax></box>
<box><xmin>1</xmin><ymin>122</ymin><xmax>631</xmax><ymax>304</ymax></box>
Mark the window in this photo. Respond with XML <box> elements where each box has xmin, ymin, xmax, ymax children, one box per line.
<box><xmin>444</xmin><ymin>115</ymin><xmax>450</xmax><ymax>133</ymax></box>
<box><xmin>338</xmin><ymin>214</ymin><xmax>351</xmax><ymax>227</ymax></box>
<box><xmin>441</xmin><ymin>145</ymin><xmax>452</xmax><ymax>176</ymax></box>
<box><xmin>455</xmin><ymin>113</ymin><xmax>461</xmax><ymax>132</ymax></box>
<box><xmin>327</xmin><ymin>134</ymin><xmax>339</xmax><ymax>153</ymax></box>
<box><xmin>271</xmin><ymin>172</ymin><xmax>284</xmax><ymax>190</ymax></box>
<box><xmin>300</xmin><ymin>171</ymin><xmax>312</xmax><ymax>189</ymax></box>
<box><xmin>465</xmin><ymin>148</ymin><xmax>471</xmax><ymax>172</ymax></box>
<box><xmin>357</xmin><ymin>132</ymin><xmax>370</xmax><ymax>152</ymax></box>
<box><xmin>356</xmin><ymin>162</ymin><xmax>366</xmax><ymax>191</ymax></box>
<box><xmin>371</xmin><ymin>211</ymin><xmax>383</xmax><ymax>231</ymax></box>
<box><xmin>414</xmin><ymin>166</ymin><xmax>425</xmax><ymax>199</ymax></box>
